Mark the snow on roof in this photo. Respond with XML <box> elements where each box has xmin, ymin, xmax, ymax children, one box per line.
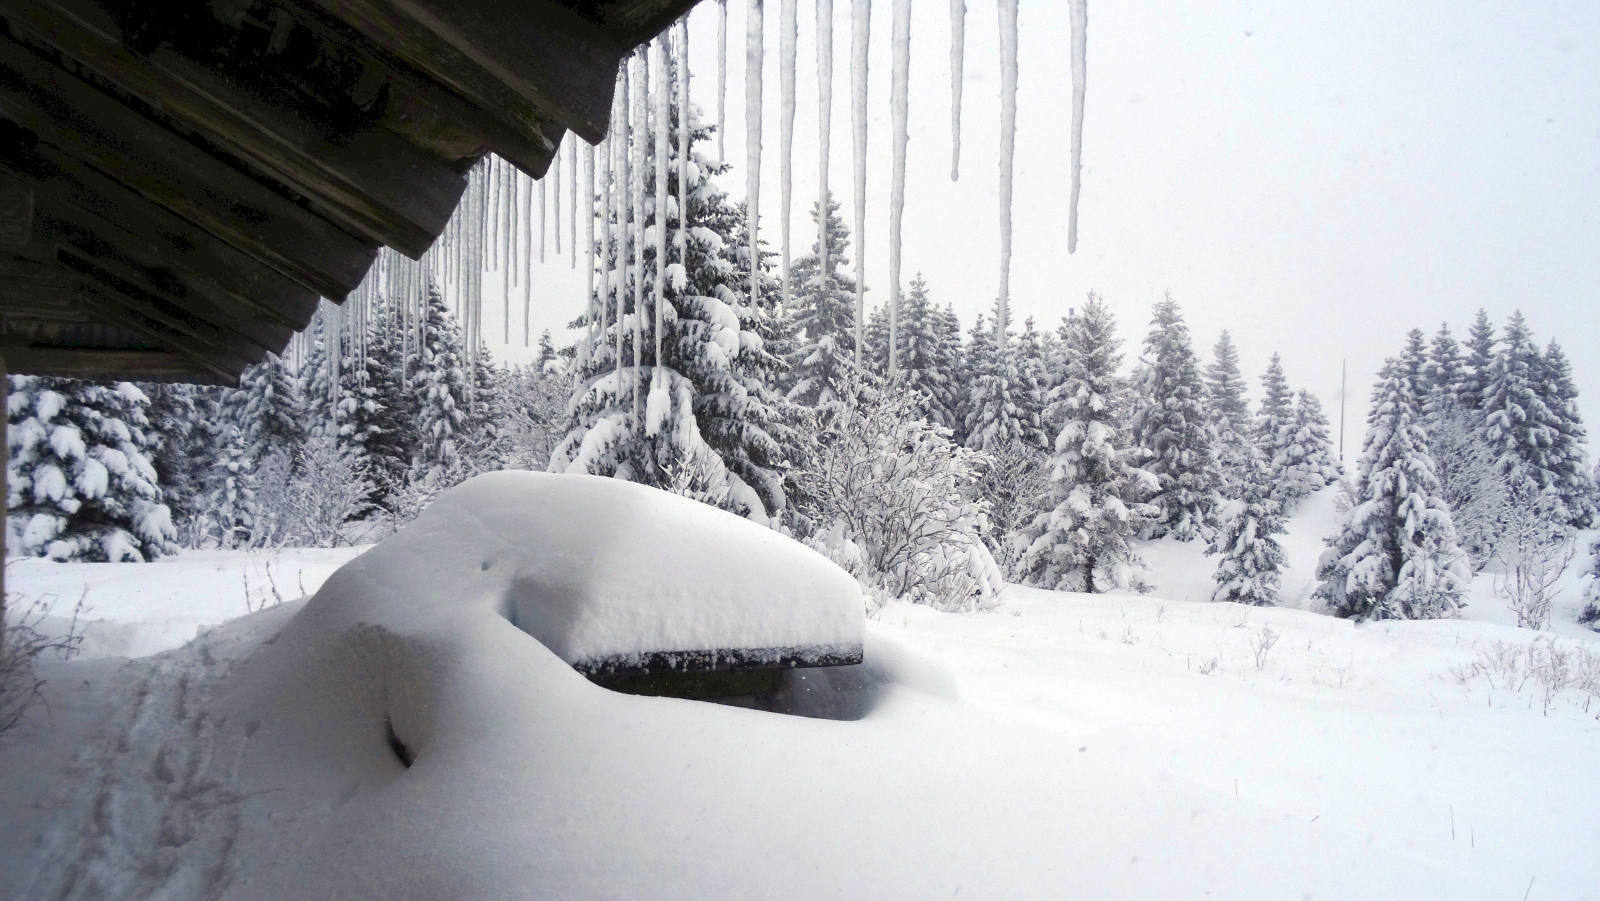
<box><xmin>331</xmin><ymin>471</ymin><xmax>864</xmax><ymax>671</ymax></box>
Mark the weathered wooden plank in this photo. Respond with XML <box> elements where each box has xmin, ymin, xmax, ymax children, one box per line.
<box><xmin>0</xmin><ymin>345</ymin><xmax>227</xmax><ymax>384</ymax></box>
<box><xmin>0</xmin><ymin>0</ymin><xmax>466</xmax><ymax>258</ymax></box>
<box><xmin>278</xmin><ymin>0</ymin><xmax>559</xmax><ymax>177</ymax></box>
<box><xmin>602</xmin><ymin>0</ymin><xmax>706</xmax><ymax>50</ymax></box>
<box><xmin>0</xmin><ymin>176</ymin><xmax>30</xmax><ymax>244</ymax></box>
<box><xmin>68</xmin><ymin>280</ymin><xmax>258</xmax><ymax>381</ymax></box>
<box><xmin>303</xmin><ymin>0</ymin><xmax>620</xmax><ymax>146</ymax></box>
<box><xmin>0</xmin><ymin>280</ymin><xmax>84</xmax><ymax>319</ymax></box>
<box><xmin>0</xmin><ymin>132</ymin><xmax>320</xmax><ymax>339</ymax></box>
<box><xmin>0</xmin><ymin>36</ymin><xmax>377</xmax><ymax>300</ymax></box>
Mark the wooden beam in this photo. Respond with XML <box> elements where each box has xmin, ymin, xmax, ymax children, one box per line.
<box><xmin>302</xmin><ymin>0</ymin><xmax>622</xmax><ymax>145</ymax></box>
<box><xmin>0</xmin><ymin>0</ymin><xmax>467</xmax><ymax>258</ymax></box>
<box><xmin>0</xmin><ymin>37</ymin><xmax>377</xmax><ymax>300</ymax></box>
<box><xmin>0</xmin><ymin>132</ymin><xmax>320</xmax><ymax>339</ymax></box>
<box><xmin>0</xmin><ymin>344</ymin><xmax>227</xmax><ymax>384</ymax></box>
<box><xmin>0</xmin><ymin>279</ymin><xmax>85</xmax><ymax>320</ymax></box>
<box><xmin>0</xmin><ymin>176</ymin><xmax>29</xmax><ymax>244</ymax></box>
<box><xmin>278</xmin><ymin>0</ymin><xmax>560</xmax><ymax>178</ymax></box>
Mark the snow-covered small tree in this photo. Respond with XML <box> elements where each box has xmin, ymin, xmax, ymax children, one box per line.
<box><xmin>1128</xmin><ymin>294</ymin><xmax>1219</xmax><ymax>541</ymax></box>
<box><xmin>786</xmin><ymin>192</ymin><xmax>863</xmax><ymax>411</ymax></box>
<box><xmin>1314</xmin><ymin>359</ymin><xmax>1468</xmax><ymax>620</ymax></box>
<box><xmin>1273</xmin><ymin>390</ymin><xmax>1341</xmax><ymax>508</ymax></box>
<box><xmin>1534</xmin><ymin>339</ymin><xmax>1596</xmax><ymax>527</ymax></box>
<box><xmin>1023</xmin><ymin>295</ymin><xmax>1158</xmax><ymax>593</ymax></box>
<box><xmin>798</xmin><ymin>376</ymin><xmax>1003</xmax><ymax>611</ymax></box>
<box><xmin>1255</xmin><ymin>353</ymin><xmax>1295</xmax><ymax>456</ymax></box>
<box><xmin>1204</xmin><ymin>330</ymin><xmax>1253</xmax><ymax>499</ymax></box>
<box><xmin>1421</xmin><ymin>322</ymin><xmax>1469</xmax><ymax>425</ymax></box>
<box><xmin>965</xmin><ymin>300</ymin><xmax>1045</xmax><ymax>453</ymax></box>
<box><xmin>141</xmin><ymin>382</ymin><xmax>220</xmax><ymax>545</ymax></box>
<box><xmin>1209</xmin><ymin>447</ymin><xmax>1286</xmax><ymax>606</ymax></box>
<box><xmin>1579</xmin><ymin>535</ymin><xmax>1600</xmax><ymax>631</ymax></box>
<box><xmin>1460</xmin><ymin>309</ymin><xmax>1497</xmax><ymax>413</ymax></box>
<box><xmin>410</xmin><ymin>282</ymin><xmax>471</xmax><ymax>483</ymax></box>
<box><xmin>8</xmin><ymin>377</ymin><xmax>177</xmax><ymax>561</ymax></box>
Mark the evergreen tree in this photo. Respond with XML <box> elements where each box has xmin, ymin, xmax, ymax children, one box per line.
<box><xmin>1128</xmin><ymin>294</ymin><xmax>1219</xmax><ymax>541</ymax></box>
<box><xmin>1255</xmin><ymin>353</ymin><xmax>1295</xmax><ymax>480</ymax></box>
<box><xmin>893</xmin><ymin>275</ymin><xmax>962</xmax><ymax>428</ymax></box>
<box><xmin>1204</xmin><ymin>330</ymin><xmax>1253</xmax><ymax>498</ymax></box>
<box><xmin>410</xmin><ymin>282</ymin><xmax>471</xmax><ymax>482</ymax></box>
<box><xmin>7</xmin><ymin>377</ymin><xmax>177</xmax><ymax>561</ymax></box>
<box><xmin>535</xmin><ymin>330</ymin><xmax>558</xmax><ymax>375</ymax></box>
<box><xmin>1421</xmin><ymin>322</ymin><xmax>1469</xmax><ymax>424</ymax></box>
<box><xmin>345</xmin><ymin>306</ymin><xmax>415</xmax><ymax>505</ymax></box>
<box><xmin>1274</xmin><ymin>389</ymin><xmax>1342</xmax><ymax>505</ymax></box>
<box><xmin>785</xmin><ymin>194</ymin><xmax>862</xmax><ymax>411</ymax></box>
<box><xmin>956</xmin><ymin>311</ymin><xmax>993</xmax><ymax>445</ymax></box>
<box><xmin>1209</xmin><ymin>447</ymin><xmax>1286</xmax><ymax>606</ymax></box>
<box><xmin>1023</xmin><ymin>295</ymin><xmax>1158</xmax><ymax>593</ymax></box>
<box><xmin>551</xmin><ymin>92</ymin><xmax>795</xmax><ymax>526</ymax></box>
<box><xmin>1534</xmin><ymin>339</ymin><xmax>1596</xmax><ymax>527</ymax></box>
<box><xmin>141</xmin><ymin>382</ymin><xmax>218</xmax><ymax>543</ymax></box>
<box><xmin>1580</xmin><ymin>535</ymin><xmax>1600</xmax><ymax>631</ymax></box>
<box><xmin>1314</xmin><ymin>358</ymin><xmax>1468</xmax><ymax>620</ymax></box>
<box><xmin>231</xmin><ymin>352</ymin><xmax>306</xmax><ymax>462</ymax></box>
<box><xmin>207</xmin><ymin>426</ymin><xmax>257</xmax><ymax>549</ymax></box>
<box><xmin>1480</xmin><ymin>311</ymin><xmax>1573</xmax><ymax>522</ymax></box>
<box><xmin>965</xmin><ymin>299</ymin><xmax>1045</xmax><ymax>453</ymax></box>
<box><xmin>1460</xmin><ymin>309</ymin><xmax>1497</xmax><ymax>412</ymax></box>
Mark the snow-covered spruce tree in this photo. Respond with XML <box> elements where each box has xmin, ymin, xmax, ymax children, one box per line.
<box><xmin>1128</xmin><ymin>294</ymin><xmax>1219</xmax><ymax>541</ymax></box>
<box><xmin>1460</xmin><ymin>309</ymin><xmax>1497</xmax><ymax>413</ymax></box>
<box><xmin>407</xmin><ymin>282</ymin><xmax>472</xmax><ymax>484</ymax></box>
<box><xmin>1580</xmin><ymin>535</ymin><xmax>1600</xmax><ymax>631</ymax></box>
<box><xmin>891</xmin><ymin>275</ymin><xmax>963</xmax><ymax>429</ymax></box>
<box><xmin>141</xmin><ymin>382</ymin><xmax>222</xmax><ymax>545</ymax></box>
<box><xmin>785</xmin><ymin>192</ymin><xmax>862</xmax><ymax>411</ymax></box>
<box><xmin>1274</xmin><ymin>390</ymin><xmax>1341</xmax><ymax>507</ymax></box>
<box><xmin>798</xmin><ymin>375</ymin><xmax>1003</xmax><ymax>611</ymax></box>
<box><xmin>1023</xmin><ymin>295</ymin><xmax>1159</xmax><ymax>593</ymax></box>
<box><xmin>1480</xmin><ymin>311</ymin><xmax>1567</xmax><ymax>517</ymax></box>
<box><xmin>7</xmin><ymin>377</ymin><xmax>176</xmax><ymax>561</ymax></box>
<box><xmin>1427</xmin><ymin>405</ymin><xmax>1507</xmax><ymax>570</ymax></box>
<box><xmin>1421</xmin><ymin>322</ymin><xmax>1470</xmax><ymax>426</ymax></box>
<box><xmin>344</xmin><ymin>305</ymin><xmax>416</xmax><ymax>506</ymax></box>
<box><xmin>551</xmin><ymin>91</ymin><xmax>795</xmax><ymax>526</ymax></box>
<box><xmin>955</xmin><ymin>310</ymin><xmax>992</xmax><ymax>446</ymax></box>
<box><xmin>1204</xmin><ymin>330</ymin><xmax>1254</xmax><ymax>499</ymax></box>
<box><xmin>1255</xmin><ymin>353</ymin><xmax>1297</xmax><ymax>497</ymax></box>
<box><xmin>965</xmin><ymin>299</ymin><xmax>1046</xmax><ymax>453</ymax></box>
<box><xmin>1209</xmin><ymin>446</ymin><xmax>1286</xmax><ymax>606</ymax></box>
<box><xmin>1534</xmin><ymin>339</ymin><xmax>1596</xmax><ymax>527</ymax></box>
<box><xmin>1313</xmin><ymin>358</ymin><xmax>1468</xmax><ymax>621</ymax></box>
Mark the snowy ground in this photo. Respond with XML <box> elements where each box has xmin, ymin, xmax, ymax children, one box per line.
<box><xmin>3</xmin><ymin>484</ymin><xmax>1598</xmax><ymax>899</ymax></box>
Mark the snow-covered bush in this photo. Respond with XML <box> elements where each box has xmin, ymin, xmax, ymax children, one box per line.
<box><xmin>971</xmin><ymin>439</ymin><xmax>1050</xmax><ymax>580</ymax></box>
<box><xmin>1580</xmin><ymin>536</ymin><xmax>1600</xmax><ymax>632</ymax></box>
<box><xmin>7</xmin><ymin>377</ymin><xmax>176</xmax><ymax>562</ymax></box>
<box><xmin>1427</xmin><ymin>408</ymin><xmax>1510</xmax><ymax>569</ymax></box>
<box><xmin>1490</xmin><ymin>477</ymin><xmax>1575</xmax><ymax>631</ymax></box>
<box><xmin>798</xmin><ymin>383</ymin><xmax>1002</xmax><ymax>612</ymax></box>
<box><xmin>250</xmin><ymin>438</ymin><xmax>374</xmax><ymax>549</ymax></box>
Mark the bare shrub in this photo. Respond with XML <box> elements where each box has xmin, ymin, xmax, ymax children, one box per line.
<box><xmin>1248</xmin><ymin>625</ymin><xmax>1280</xmax><ymax>671</ymax></box>
<box><xmin>1</xmin><ymin>593</ymin><xmax>86</xmax><ymax>733</ymax></box>
<box><xmin>1491</xmin><ymin>482</ymin><xmax>1576</xmax><ymax>631</ymax></box>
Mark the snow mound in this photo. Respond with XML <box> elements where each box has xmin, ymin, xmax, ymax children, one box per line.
<box><xmin>329</xmin><ymin>471</ymin><xmax>864</xmax><ymax>671</ymax></box>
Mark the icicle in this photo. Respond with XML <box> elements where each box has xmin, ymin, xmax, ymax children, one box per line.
<box><xmin>506</xmin><ymin>169</ymin><xmax>516</xmax><ymax>343</ymax></box>
<box><xmin>997</xmin><ymin>0</ymin><xmax>1017</xmax><ymax>343</ymax></box>
<box><xmin>779</xmin><ymin>0</ymin><xmax>796</xmax><ymax>309</ymax></box>
<box><xmin>746</xmin><ymin>0</ymin><xmax>763</xmax><ymax>310</ymax></box>
<box><xmin>889</xmin><ymin>0</ymin><xmax>910</xmax><ymax>376</ymax></box>
<box><xmin>717</xmin><ymin>0</ymin><xmax>728</xmax><ymax>161</ymax></box>
<box><xmin>817</xmin><ymin>0</ymin><xmax>832</xmax><ymax>297</ymax></box>
<box><xmin>600</xmin><ymin>131</ymin><xmax>613</xmax><ymax>366</ymax></box>
<box><xmin>569</xmin><ymin>135</ymin><xmax>578</xmax><ymax>269</ymax></box>
<box><xmin>615</xmin><ymin>67</ymin><xmax>630</xmax><ymax>380</ymax></box>
<box><xmin>1068</xmin><ymin>0</ymin><xmax>1087</xmax><ymax>253</ymax></box>
<box><xmin>950</xmin><ymin>0</ymin><xmax>964</xmax><ymax>180</ymax></box>
<box><xmin>540</xmin><ymin>170</ymin><xmax>547</xmax><ymax>263</ymax></box>
<box><xmin>584</xmin><ymin>139</ymin><xmax>596</xmax><ymax>347</ymax></box>
<box><xmin>522</xmin><ymin>165</ymin><xmax>532</xmax><ymax>346</ymax></box>
<box><xmin>500</xmin><ymin>157</ymin><xmax>511</xmax><ymax>279</ymax></box>
<box><xmin>654</xmin><ymin>35</ymin><xmax>669</xmax><ymax>368</ymax></box>
<box><xmin>632</xmin><ymin>49</ymin><xmax>648</xmax><ymax>418</ymax></box>
<box><xmin>677</xmin><ymin>18</ymin><xmax>690</xmax><ymax>269</ymax></box>
<box><xmin>850</xmin><ymin>0</ymin><xmax>870</xmax><ymax>366</ymax></box>
<box><xmin>553</xmin><ymin>141</ymin><xmax>563</xmax><ymax>258</ymax></box>
<box><xmin>489</xmin><ymin>157</ymin><xmax>500</xmax><ymax>272</ymax></box>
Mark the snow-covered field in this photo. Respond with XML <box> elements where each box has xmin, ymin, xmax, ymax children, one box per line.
<box><xmin>3</xmin><ymin>483</ymin><xmax>1597</xmax><ymax>900</ymax></box>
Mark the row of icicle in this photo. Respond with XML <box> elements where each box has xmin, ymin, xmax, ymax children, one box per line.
<box><xmin>292</xmin><ymin>0</ymin><xmax>1088</xmax><ymax>423</ymax></box>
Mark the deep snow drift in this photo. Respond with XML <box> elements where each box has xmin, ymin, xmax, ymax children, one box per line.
<box><xmin>3</xmin><ymin>483</ymin><xmax>1597</xmax><ymax>900</ymax></box>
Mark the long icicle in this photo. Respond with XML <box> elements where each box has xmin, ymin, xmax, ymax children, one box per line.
<box><xmin>654</xmin><ymin>34</ymin><xmax>669</xmax><ymax>370</ymax></box>
<box><xmin>615</xmin><ymin>67</ymin><xmax>629</xmax><ymax>381</ymax></box>
<box><xmin>997</xmin><ymin>0</ymin><xmax>1017</xmax><ymax>344</ymax></box>
<box><xmin>817</xmin><ymin>0</ymin><xmax>832</xmax><ymax>301</ymax></box>
<box><xmin>569</xmin><ymin>136</ymin><xmax>578</xmax><ymax>269</ymax></box>
<box><xmin>678</xmin><ymin>18</ymin><xmax>689</xmax><ymax>271</ymax></box>
<box><xmin>506</xmin><ymin>169</ymin><xmax>516</xmax><ymax>343</ymax></box>
<box><xmin>779</xmin><ymin>0</ymin><xmax>796</xmax><ymax>309</ymax></box>
<box><xmin>746</xmin><ymin>0</ymin><xmax>764</xmax><ymax>310</ymax></box>
<box><xmin>584</xmin><ymin>139</ymin><xmax>596</xmax><ymax>350</ymax></box>
<box><xmin>522</xmin><ymin>165</ymin><xmax>532</xmax><ymax>346</ymax></box>
<box><xmin>632</xmin><ymin>49</ymin><xmax>648</xmax><ymax>421</ymax></box>
<box><xmin>950</xmin><ymin>0</ymin><xmax>964</xmax><ymax>180</ymax></box>
<box><xmin>850</xmin><ymin>0</ymin><xmax>870</xmax><ymax>366</ymax></box>
<box><xmin>553</xmin><ymin>139</ymin><xmax>563</xmax><ymax>258</ymax></box>
<box><xmin>889</xmin><ymin>0</ymin><xmax>910</xmax><ymax>377</ymax></box>
<box><xmin>599</xmin><ymin>133</ymin><xmax>612</xmax><ymax>367</ymax></box>
<box><xmin>1068</xmin><ymin>0</ymin><xmax>1087</xmax><ymax>253</ymax></box>
<box><xmin>717</xmin><ymin>0</ymin><xmax>728</xmax><ymax>161</ymax></box>
<box><xmin>539</xmin><ymin>169</ymin><xmax>547</xmax><ymax>263</ymax></box>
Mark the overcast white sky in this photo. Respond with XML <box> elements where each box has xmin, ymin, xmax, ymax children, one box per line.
<box><xmin>490</xmin><ymin>0</ymin><xmax>1599</xmax><ymax>462</ymax></box>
